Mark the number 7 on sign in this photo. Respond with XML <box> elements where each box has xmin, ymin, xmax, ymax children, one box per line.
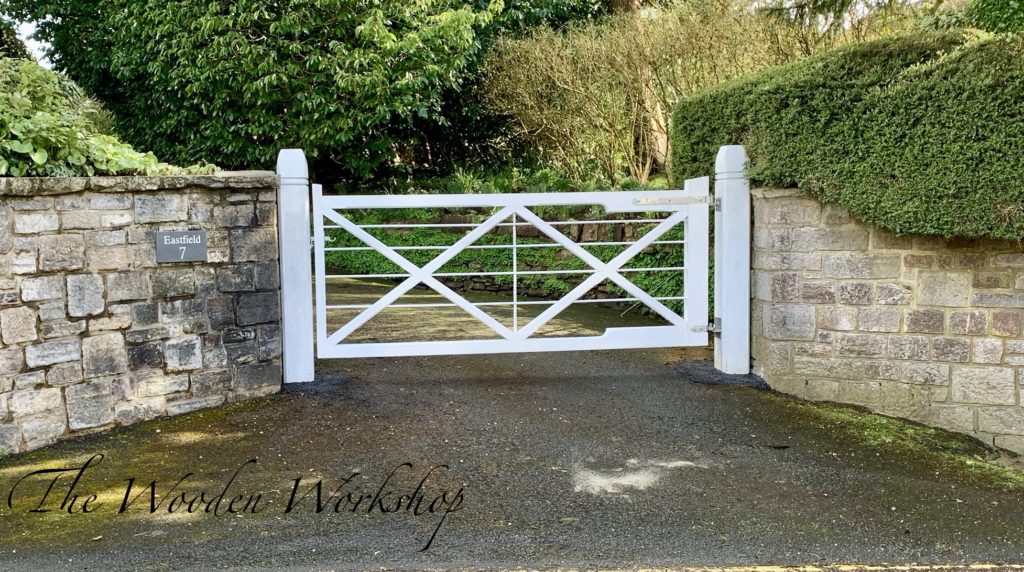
<box><xmin>179</xmin><ymin>247</ymin><xmax>187</xmax><ymax>260</ymax></box>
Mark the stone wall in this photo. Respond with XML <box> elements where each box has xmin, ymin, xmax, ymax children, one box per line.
<box><xmin>0</xmin><ymin>173</ymin><xmax>282</xmax><ymax>453</ymax></box>
<box><xmin>752</xmin><ymin>189</ymin><xmax>1024</xmax><ymax>454</ymax></box>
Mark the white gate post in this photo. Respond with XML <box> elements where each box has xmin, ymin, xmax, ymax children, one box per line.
<box><xmin>277</xmin><ymin>149</ymin><xmax>315</xmax><ymax>383</ymax></box>
<box><xmin>714</xmin><ymin>145</ymin><xmax>751</xmax><ymax>375</ymax></box>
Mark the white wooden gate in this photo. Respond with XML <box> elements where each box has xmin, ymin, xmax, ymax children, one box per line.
<box><xmin>276</xmin><ymin>146</ymin><xmax>750</xmax><ymax>382</ymax></box>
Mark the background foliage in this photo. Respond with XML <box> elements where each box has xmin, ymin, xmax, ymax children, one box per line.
<box><xmin>965</xmin><ymin>0</ymin><xmax>1024</xmax><ymax>32</ymax></box>
<box><xmin>671</xmin><ymin>31</ymin><xmax>1024</xmax><ymax>239</ymax></box>
<box><xmin>0</xmin><ymin>17</ymin><xmax>26</xmax><ymax>58</ymax></box>
<box><xmin>0</xmin><ymin>57</ymin><xmax>212</xmax><ymax>176</ymax></box>
<box><xmin>481</xmin><ymin>0</ymin><xmax>917</xmax><ymax>186</ymax></box>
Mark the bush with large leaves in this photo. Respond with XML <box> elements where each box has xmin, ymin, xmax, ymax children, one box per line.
<box><xmin>1</xmin><ymin>0</ymin><xmax>503</xmax><ymax>179</ymax></box>
<box><xmin>0</xmin><ymin>57</ymin><xmax>211</xmax><ymax>176</ymax></box>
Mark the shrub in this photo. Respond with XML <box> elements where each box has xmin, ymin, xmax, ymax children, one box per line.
<box><xmin>965</xmin><ymin>0</ymin><xmax>1024</xmax><ymax>33</ymax></box>
<box><xmin>481</xmin><ymin>0</ymin><xmax>910</xmax><ymax>186</ymax></box>
<box><xmin>0</xmin><ymin>58</ymin><xmax>212</xmax><ymax>177</ymax></box>
<box><xmin>670</xmin><ymin>31</ymin><xmax>1024</xmax><ymax>239</ymax></box>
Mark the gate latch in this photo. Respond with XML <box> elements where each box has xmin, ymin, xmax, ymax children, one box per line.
<box><xmin>691</xmin><ymin>318</ymin><xmax>722</xmax><ymax>334</ymax></box>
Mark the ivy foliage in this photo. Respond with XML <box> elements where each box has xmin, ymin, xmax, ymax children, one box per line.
<box><xmin>671</xmin><ymin>31</ymin><xmax>1024</xmax><ymax>239</ymax></box>
<box><xmin>0</xmin><ymin>57</ymin><xmax>213</xmax><ymax>176</ymax></box>
<box><xmin>2</xmin><ymin>0</ymin><xmax>507</xmax><ymax>178</ymax></box>
<box><xmin>965</xmin><ymin>0</ymin><xmax>1024</xmax><ymax>32</ymax></box>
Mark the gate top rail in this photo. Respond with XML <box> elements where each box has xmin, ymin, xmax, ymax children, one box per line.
<box><xmin>318</xmin><ymin>185</ymin><xmax>710</xmax><ymax>213</ymax></box>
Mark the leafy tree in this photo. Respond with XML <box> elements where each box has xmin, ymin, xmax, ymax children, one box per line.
<box><xmin>0</xmin><ymin>17</ymin><xmax>27</xmax><ymax>58</ymax></box>
<box><xmin>2</xmin><ymin>0</ymin><xmax>504</xmax><ymax>179</ymax></box>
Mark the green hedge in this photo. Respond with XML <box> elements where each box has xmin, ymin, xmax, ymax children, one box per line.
<box><xmin>670</xmin><ymin>31</ymin><xmax>1024</xmax><ymax>240</ymax></box>
<box><xmin>966</xmin><ymin>0</ymin><xmax>1024</xmax><ymax>33</ymax></box>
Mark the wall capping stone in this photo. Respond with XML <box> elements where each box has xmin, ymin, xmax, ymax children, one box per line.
<box><xmin>0</xmin><ymin>171</ymin><xmax>278</xmax><ymax>197</ymax></box>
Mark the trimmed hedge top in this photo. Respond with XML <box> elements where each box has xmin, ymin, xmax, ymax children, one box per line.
<box><xmin>670</xmin><ymin>31</ymin><xmax>1024</xmax><ymax>240</ymax></box>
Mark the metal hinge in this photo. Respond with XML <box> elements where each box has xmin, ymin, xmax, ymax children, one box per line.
<box><xmin>713</xmin><ymin>197</ymin><xmax>722</xmax><ymax>212</ymax></box>
<box><xmin>691</xmin><ymin>318</ymin><xmax>722</xmax><ymax>334</ymax></box>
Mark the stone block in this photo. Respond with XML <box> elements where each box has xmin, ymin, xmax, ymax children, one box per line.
<box><xmin>124</xmin><ymin>326</ymin><xmax>171</xmax><ymax>344</ymax></box>
<box><xmin>10</xmin><ymin>197</ymin><xmax>52</xmax><ymax>211</ymax></box>
<box><xmin>107</xmin><ymin>272</ymin><xmax>151</xmax><ymax>302</ymax></box>
<box><xmin>230</xmin><ymin>228</ymin><xmax>278</xmax><ymax>262</ymax></box>
<box><xmin>901</xmin><ymin>362</ymin><xmax>950</xmax><ymax>386</ymax></box>
<box><xmin>135</xmin><ymin>371</ymin><xmax>190</xmax><ymax>398</ymax></box>
<box><xmin>13</xmin><ymin>371</ymin><xmax>44</xmax><ymax>390</ymax></box>
<box><xmin>936</xmin><ymin>253</ymin><xmax>986</xmax><ymax>270</ymax></box>
<box><xmin>0</xmin><ymin>348</ymin><xmax>24</xmax><ymax>375</ymax></box>
<box><xmin>992</xmin><ymin>253</ymin><xmax>1024</xmax><ymax>267</ymax></box>
<box><xmin>917</xmin><ymin>272</ymin><xmax>970</xmax><ymax>307</ymax></box>
<box><xmin>85</xmin><ymin>230</ymin><xmax>127</xmax><ymax>247</ymax></box>
<box><xmin>823</xmin><ymin>253</ymin><xmax>900</xmax><ymax>280</ymax></box>
<box><xmin>190</xmin><ymin>369</ymin><xmax>232</xmax><ymax>396</ymax></box>
<box><xmin>258</xmin><ymin>324</ymin><xmax>282</xmax><ymax>360</ymax></box>
<box><xmin>25</xmin><ymin>338</ymin><xmax>80</xmax><ymax>368</ymax></box>
<box><xmin>972</xmin><ymin>292</ymin><xmax>1024</xmax><ymax>308</ymax></box>
<box><xmin>816</xmin><ymin>306</ymin><xmax>857</xmax><ymax>331</ymax></box>
<box><xmin>254</xmin><ymin>262</ymin><xmax>280</xmax><ymax>290</ymax></box>
<box><xmin>128</xmin><ymin>343</ymin><xmax>165</xmax><ymax>370</ymax></box>
<box><xmin>763</xmin><ymin>305</ymin><xmax>816</xmax><ymax>341</ymax></box>
<box><xmin>130</xmin><ymin>302</ymin><xmax>159</xmax><ymax>327</ymax></box>
<box><xmin>880</xmin><ymin>382</ymin><xmax>933</xmax><ymax>421</ymax></box>
<box><xmin>88</xmin><ymin>315</ymin><xmax>133</xmax><ymax>332</ymax></box>
<box><xmin>236</xmin><ymin>292</ymin><xmax>280</xmax><ymax>326</ymax></box>
<box><xmin>41</xmin><ymin>319</ymin><xmax>87</xmax><ymax>340</ymax></box>
<box><xmin>951</xmin><ymin>366</ymin><xmax>1015</xmax><ymax>405</ymax></box>
<box><xmin>11</xmin><ymin>387</ymin><xmax>63</xmax><ymax>417</ymax></box>
<box><xmin>924</xmin><ymin>404</ymin><xmax>975</xmax><ymax>434</ymax></box>
<box><xmin>66</xmin><ymin>379</ymin><xmax>114</xmax><ymax>430</ymax></box>
<box><xmin>166</xmin><ymin>395</ymin><xmax>226</xmax><ymax>415</ymax></box>
<box><xmin>151</xmin><ymin>269</ymin><xmax>196</xmax><ymax>298</ymax></box>
<box><xmin>838</xmin><ymin>381</ymin><xmax>882</xmax><ymax>407</ymax></box>
<box><xmin>949</xmin><ymin>311</ymin><xmax>987</xmax><ymax>336</ymax></box>
<box><xmin>857</xmin><ymin>307</ymin><xmax>899</xmax><ymax>332</ymax></box>
<box><xmin>753</xmin><ymin>252</ymin><xmax>821</xmax><ymax>272</ymax></box>
<box><xmin>0</xmin><ymin>423</ymin><xmax>19</xmax><ymax>453</ymax></box>
<box><xmin>972</xmin><ymin>338</ymin><xmax>1003</xmax><ymax>364</ymax></box>
<box><xmin>11</xmin><ymin>252</ymin><xmax>36</xmax><ymax>274</ymax></box>
<box><xmin>875</xmin><ymin>283</ymin><xmax>912</xmax><ymax>305</ymax></box>
<box><xmin>135</xmin><ymin>194</ymin><xmax>188</xmax><ymax>223</ymax></box>
<box><xmin>837</xmin><ymin>282</ymin><xmax>872</xmax><ymax>305</ymax></box>
<box><xmin>165</xmin><ymin>336</ymin><xmax>203</xmax><ymax>372</ymax></box>
<box><xmin>886</xmin><ymin>336</ymin><xmax>930</xmax><ymax>360</ymax></box>
<box><xmin>903</xmin><ymin>254</ymin><xmax>934</xmax><ymax>269</ymax></box>
<box><xmin>67</xmin><ymin>274</ymin><xmax>105</xmax><ymax>317</ymax></box>
<box><xmin>973</xmin><ymin>272</ymin><xmax>1012</xmax><ymax>289</ymax></box>
<box><xmin>977</xmin><ymin>408</ymin><xmax>1024</xmax><ymax>436</ymax></box>
<box><xmin>800</xmin><ymin>282</ymin><xmax>835</xmax><ymax>304</ymax></box>
<box><xmin>21</xmin><ymin>411</ymin><xmax>67</xmax><ymax>449</ymax></box>
<box><xmin>82</xmin><ymin>333</ymin><xmax>128</xmax><ymax>378</ymax></box>
<box><xmin>233</xmin><ymin>362</ymin><xmax>282</xmax><ymax>394</ymax></box>
<box><xmin>904</xmin><ymin>309</ymin><xmax>944</xmax><ymax>334</ymax></box>
<box><xmin>217</xmin><ymin>265</ymin><xmax>255</xmax><ymax>292</ymax></box>
<box><xmin>47</xmin><ymin>362</ymin><xmax>83</xmax><ymax>387</ymax></box>
<box><xmin>225</xmin><ymin>339</ymin><xmax>259</xmax><ymax>365</ymax></box>
<box><xmin>161</xmin><ymin>299</ymin><xmax>207</xmax><ymax>323</ymax></box>
<box><xmin>991</xmin><ymin>311</ymin><xmax>1022</xmax><ymax>337</ymax></box>
<box><xmin>13</xmin><ymin>213</ymin><xmax>59</xmax><ymax>234</ymax></box>
<box><xmin>835</xmin><ymin>333</ymin><xmax>886</xmax><ymax>357</ymax></box>
<box><xmin>214</xmin><ymin>205</ymin><xmax>255</xmax><ymax>227</ymax></box>
<box><xmin>86</xmin><ymin>246</ymin><xmax>131</xmax><ymax>271</ymax></box>
<box><xmin>38</xmin><ymin>234</ymin><xmax>85</xmax><ymax>271</ymax></box>
<box><xmin>21</xmin><ymin>276</ymin><xmax>64</xmax><ymax>301</ymax></box>
<box><xmin>870</xmin><ymin>230</ymin><xmax>913</xmax><ymax>250</ymax></box>
<box><xmin>114</xmin><ymin>398</ymin><xmax>166</xmax><ymax>426</ymax></box>
<box><xmin>931</xmin><ymin>337</ymin><xmax>969</xmax><ymax>362</ymax></box>
<box><xmin>1</xmin><ymin>306</ymin><xmax>37</xmax><ymax>344</ymax></box>
<box><xmin>89</xmin><ymin>194</ymin><xmax>132</xmax><ymax>210</ymax></box>
<box><xmin>256</xmin><ymin>203</ymin><xmax>276</xmax><ymax>226</ymax></box>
